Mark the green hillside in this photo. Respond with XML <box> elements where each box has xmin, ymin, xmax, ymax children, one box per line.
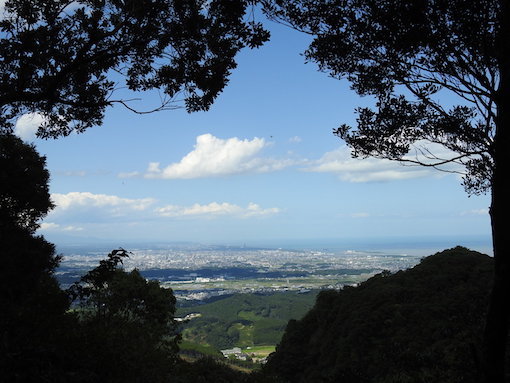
<box><xmin>264</xmin><ymin>247</ymin><xmax>497</xmax><ymax>383</ymax></box>
<box><xmin>177</xmin><ymin>291</ymin><xmax>318</xmax><ymax>351</ymax></box>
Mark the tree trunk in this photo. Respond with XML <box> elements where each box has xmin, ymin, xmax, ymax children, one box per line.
<box><xmin>482</xmin><ymin>2</ymin><xmax>510</xmax><ymax>381</ymax></box>
<box><xmin>484</xmin><ymin>176</ymin><xmax>510</xmax><ymax>382</ymax></box>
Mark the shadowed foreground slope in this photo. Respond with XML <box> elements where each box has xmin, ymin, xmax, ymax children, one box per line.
<box><xmin>264</xmin><ymin>247</ymin><xmax>499</xmax><ymax>383</ymax></box>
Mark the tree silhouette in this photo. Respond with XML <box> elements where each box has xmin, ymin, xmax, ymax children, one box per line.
<box><xmin>265</xmin><ymin>247</ymin><xmax>494</xmax><ymax>383</ymax></box>
<box><xmin>263</xmin><ymin>0</ymin><xmax>509</xmax><ymax>381</ymax></box>
<box><xmin>0</xmin><ymin>134</ymin><xmax>70</xmax><ymax>380</ymax></box>
<box><xmin>0</xmin><ymin>0</ymin><xmax>269</xmax><ymax>138</ymax></box>
<box><xmin>0</xmin><ymin>133</ymin><xmax>54</xmax><ymax>231</ymax></box>
<box><xmin>68</xmin><ymin>249</ymin><xmax>180</xmax><ymax>382</ymax></box>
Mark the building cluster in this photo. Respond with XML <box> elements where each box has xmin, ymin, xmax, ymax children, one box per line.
<box><xmin>220</xmin><ymin>347</ymin><xmax>268</xmax><ymax>364</ymax></box>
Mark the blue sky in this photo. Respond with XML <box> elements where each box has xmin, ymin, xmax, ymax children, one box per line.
<box><xmin>15</xmin><ymin>18</ymin><xmax>492</xmax><ymax>250</ymax></box>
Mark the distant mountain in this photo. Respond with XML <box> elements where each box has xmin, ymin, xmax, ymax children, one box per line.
<box><xmin>263</xmin><ymin>247</ymin><xmax>496</xmax><ymax>383</ymax></box>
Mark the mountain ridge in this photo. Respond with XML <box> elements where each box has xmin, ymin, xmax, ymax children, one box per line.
<box><xmin>263</xmin><ymin>246</ymin><xmax>496</xmax><ymax>383</ymax></box>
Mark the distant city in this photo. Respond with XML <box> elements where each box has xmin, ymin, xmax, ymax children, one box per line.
<box><xmin>55</xmin><ymin>239</ymin><xmax>492</xmax><ymax>301</ymax></box>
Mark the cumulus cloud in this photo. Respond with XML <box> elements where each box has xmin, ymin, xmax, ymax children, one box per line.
<box><xmin>14</xmin><ymin>113</ymin><xmax>46</xmax><ymax>141</ymax></box>
<box><xmin>43</xmin><ymin>191</ymin><xmax>279</xmax><ymax>234</ymax></box>
<box><xmin>118</xmin><ymin>171</ymin><xmax>141</xmax><ymax>178</ymax></box>
<box><xmin>50</xmin><ymin>192</ymin><xmax>279</xmax><ymax>219</ymax></box>
<box><xmin>51</xmin><ymin>192</ymin><xmax>156</xmax><ymax>215</ymax></box>
<box><xmin>155</xmin><ymin>202</ymin><xmax>280</xmax><ymax>218</ymax></box>
<box><xmin>39</xmin><ymin>222</ymin><xmax>61</xmax><ymax>231</ymax></box>
<box><xmin>303</xmin><ymin>146</ymin><xmax>429</xmax><ymax>182</ymax></box>
<box><xmin>304</xmin><ymin>141</ymin><xmax>466</xmax><ymax>183</ymax></box>
<box><xmin>143</xmin><ymin>134</ymin><xmax>293</xmax><ymax>179</ymax></box>
<box><xmin>43</xmin><ymin>192</ymin><xmax>158</xmax><ymax>232</ymax></box>
<box><xmin>39</xmin><ymin>222</ymin><xmax>84</xmax><ymax>232</ymax></box>
<box><xmin>62</xmin><ymin>225</ymin><xmax>85</xmax><ymax>232</ymax></box>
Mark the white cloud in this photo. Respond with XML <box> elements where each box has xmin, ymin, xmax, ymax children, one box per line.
<box><xmin>155</xmin><ymin>202</ymin><xmax>280</xmax><ymax>218</ymax></box>
<box><xmin>143</xmin><ymin>134</ymin><xmax>293</xmax><ymax>179</ymax></box>
<box><xmin>0</xmin><ymin>1</ymin><xmax>9</xmax><ymax>18</ymax></box>
<box><xmin>118</xmin><ymin>171</ymin><xmax>141</xmax><ymax>178</ymax></box>
<box><xmin>50</xmin><ymin>192</ymin><xmax>279</xmax><ymax>220</ymax></box>
<box><xmin>461</xmin><ymin>208</ymin><xmax>489</xmax><ymax>216</ymax></box>
<box><xmin>38</xmin><ymin>222</ymin><xmax>84</xmax><ymax>232</ymax></box>
<box><xmin>39</xmin><ymin>222</ymin><xmax>61</xmax><ymax>231</ymax></box>
<box><xmin>62</xmin><ymin>225</ymin><xmax>85</xmax><ymax>232</ymax></box>
<box><xmin>304</xmin><ymin>141</ymin><xmax>466</xmax><ymax>183</ymax></box>
<box><xmin>43</xmin><ymin>192</ymin><xmax>158</xmax><ymax>233</ymax></box>
<box><xmin>55</xmin><ymin>170</ymin><xmax>88</xmax><ymax>177</ymax></box>
<box><xmin>304</xmin><ymin>146</ymin><xmax>430</xmax><ymax>182</ymax></box>
<box><xmin>244</xmin><ymin>202</ymin><xmax>281</xmax><ymax>217</ymax></box>
<box><xmin>51</xmin><ymin>192</ymin><xmax>156</xmax><ymax>214</ymax></box>
<box><xmin>147</xmin><ymin>162</ymin><xmax>161</xmax><ymax>173</ymax></box>
<box><xmin>289</xmin><ymin>136</ymin><xmax>302</xmax><ymax>143</ymax></box>
<box><xmin>43</xmin><ymin>191</ymin><xmax>279</xmax><ymax>234</ymax></box>
<box><xmin>14</xmin><ymin>113</ymin><xmax>46</xmax><ymax>141</ymax></box>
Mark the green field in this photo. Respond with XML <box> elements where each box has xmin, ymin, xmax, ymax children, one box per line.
<box><xmin>164</xmin><ymin>273</ymin><xmax>374</xmax><ymax>293</ymax></box>
<box><xmin>179</xmin><ymin>340</ymin><xmax>223</xmax><ymax>357</ymax></box>
<box><xmin>243</xmin><ymin>345</ymin><xmax>276</xmax><ymax>358</ymax></box>
<box><xmin>177</xmin><ymin>291</ymin><xmax>319</xmax><ymax>353</ymax></box>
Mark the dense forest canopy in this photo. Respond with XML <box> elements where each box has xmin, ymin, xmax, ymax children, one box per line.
<box><xmin>265</xmin><ymin>247</ymin><xmax>497</xmax><ymax>383</ymax></box>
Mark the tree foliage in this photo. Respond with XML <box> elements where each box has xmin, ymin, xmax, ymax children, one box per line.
<box><xmin>264</xmin><ymin>247</ymin><xmax>497</xmax><ymax>383</ymax></box>
<box><xmin>0</xmin><ymin>134</ymin><xmax>60</xmax><ymax>302</ymax></box>
<box><xmin>71</xmin><ymin>249</ymin><xmax>178</xmax><ymax>334</ymax></box>
<box><xmin>0</xmin><ymin>133</ymin><xmax>54</xmax><ymax>231</ymax></box>
<box><xmin>68</xmin><ymin>249</ymin><xmax>180</xmax><ymax>382</ymax></box>
<box><xmin>0</xmin><ymin>0</ymin><xmax>269</xmax><ymax>137</ymax></box>
<box><xmin>263</xmin><ymin>2</ymin><xmax>510</xmax><ymax>380</ymax></box>
<box><xmin>0</xmin><ymin>134</ymin><xmax>70</xmax><ymax>381</ymax></box>
<box><xmin>179</xmin><ymin>291</ymin><xmax>317</xmax><ymax>350</ymax></box>
<box><xmin>263</xmin><ymin>0</ymin><xmax>502</xmax><ymax>195</ymax></box>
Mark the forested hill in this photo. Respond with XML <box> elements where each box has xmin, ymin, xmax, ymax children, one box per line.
<box><xmin>263</xmin><ymin>247</ymin><xmax>496</xmax><ymax>383</ymax></box>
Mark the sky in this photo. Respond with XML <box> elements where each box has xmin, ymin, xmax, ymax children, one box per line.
<box><xmin>14</xmin><ymin>16</ymin><xmax>492</xmax><ymax>251</ymax></box>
